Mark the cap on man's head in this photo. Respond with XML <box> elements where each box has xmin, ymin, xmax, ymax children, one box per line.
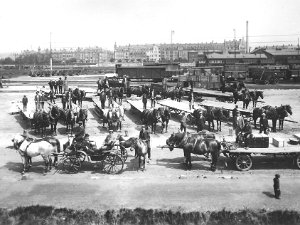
<box><xmin>109</xmin><ymin>129</ymin><xmax>113</xmax><ymax>133</ymax></box>
<box><xmin>275</xmin><ymin>174</ymin><xmax>280</xmax><ymax>178</ymax></box>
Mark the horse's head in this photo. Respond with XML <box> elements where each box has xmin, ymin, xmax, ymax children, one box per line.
<box><xmin>11</xmin><ymin>134</ymin><xmax>25</xmax><ymax>150</ymax></box>
<box><xmin>283</xmin><ymin>105</ymin><xmax>292</xmax><ymax>115</ymax></box>
<box><xmin>257</xmin><ymin>91</ymin><xmax>264</xmax><ymax>99</ymax></box>
<box><xmin>127</xmin><ymin>137</ymin><xmax>138</xmax><ymax>152</ymax></box>
<box><xmin>153</xmin><ymin>109</ymin><xmax>160</xmax><ymax>122</ymax></box>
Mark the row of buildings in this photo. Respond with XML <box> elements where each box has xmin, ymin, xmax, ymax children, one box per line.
<box><xmin>114</xmin><ymin>39</ymin><xmax>247</xmax><ymax>62</ymax></box>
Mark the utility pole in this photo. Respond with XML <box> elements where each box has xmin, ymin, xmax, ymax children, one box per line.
<box><xmin>50</xmin><ymin>32</ymin><xmax>52</xmax><ymax>76</ymax></box>
<box><xmin>233</xmin><ymin>29</ymin><xmax>236</xmax><ymax>59</ymax></box>
<box><xmin>171</xmin><ymin>30</ymin><xmax>174</xmax><ymax>62</ymax></box>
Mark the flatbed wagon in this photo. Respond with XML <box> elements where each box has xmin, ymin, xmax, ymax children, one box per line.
<box><xmin>224</xmin><ymin>143</ymin><xmax>300</xmax><ymax>171</ymax></box>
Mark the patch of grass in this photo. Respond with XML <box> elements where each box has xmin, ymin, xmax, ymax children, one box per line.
<box><xmin>0</xmin><ymin>206</ymin><xmax>300</xmax><ymax>225</ymax></box>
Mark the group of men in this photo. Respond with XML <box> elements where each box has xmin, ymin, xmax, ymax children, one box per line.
<box><xmin>48</xmin><ymin>76</ymin><xmax>68</xmax><ymax>94</ymax></box>
<box><xmin>233</xmin><ymin>105</ymin><xmax>269</xmax><ymax>149</ymax></box>
<box><xmin>142</xmin><ymin>88</ymin><xmax>156</xmax><ymax>110</ymax></box>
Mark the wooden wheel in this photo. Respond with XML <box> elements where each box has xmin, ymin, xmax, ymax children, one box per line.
<box><xmin>62</xmin><ymin>156</ymin><xmax>81</xmax><ymax>173</ymax></box>
<box><xmin>76</xmin><ymin>150</ymin><xmax>87</xmax><ymax>163</ymax></box>
<box><xmin>235</xmin><ymin>154</ymin><xmax>252</xmax><ymax>171</ymax></box>
<box><xmin>295</xmin><ymin>155</ymin><xmax>300</xmax><ymax>169</ymax></box>
<box><xmin>119</xmin><ymin>148</ymin><xmax>128</xmax><ymax>162</ymax></box>
<box><xmin>103</xmin><ymin>154</ymin><xmax>124</xmax><ymax>174</ymax></box>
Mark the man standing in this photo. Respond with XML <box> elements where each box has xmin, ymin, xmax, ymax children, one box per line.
<box><xmin>235</xmin><ymin>111</ymin><xmax>244</xmax><ymax>143</ymax></box>
<box><xmin>188</xmin><ymin>89</ymin><xmax>194</xmax><ymax>110</ymax></box>
<box><xmin>63</xmin><ymin>76</ymin><xmax>68</xmax><ymax>93</ymax></box>
<box><xmin>34</xmin><ymin>91</ymin><xmax>40</xmax><ymax>111</ymax></box>
<box><xmin>242</xmin><ymin>118</ymin><xmax>252</xmax><ymax>149</ymax></box>
<box><xmin>48</xmin><ymin>80</ymin><xmax>54</xmax><ymax>92</ymax></box>
<box><xmin>73</xmin><ymin>121</ymin><xmax>85</xmax><ymax>144</ymax></box>
<box><xmin>273</xmin><ymin>174</ymin><xmax>281</xmax><ymax>199</ymax></box>
<box><xmin>150</xmin><ymin>89</ymin><xmax>156</xmax><ymax>108</ymax></box>
<box><xmin>40</xmin><ymin>92</ymin><xmax>46</xmax><ymax>109</ymax></box>
<box><xmin>107</xmin><ymin>88</ymin><xmax>113</xmax><ymax>108</ymax></box>
<box><xmin>97</xmin><ymin>78</ymin><xmax>101</xmax><ymax>92</ymax></box>
<box><xmin>61</xmin><ymin>94</ymin><xmax>66</xmax><ymax>110</ymax></box>
<box><xmin>197</xmin><ymin>111</ymin><xmax>205</xmax><ymax>132</ymax></box>
<box><xmin>142</xmin><ymin>92</ymin><xmax>147</xmax><ymax>110</ymax></box>
<box><xmin>100</xmin><ymin>90</ymin><xmax>106</xmax><ymax>109</ymax></box>
<box><xmin>259</xmin><ymin>113</ymin><xmax>269</xmax><ymax>134</ymax></box>
<box><xmin>53</xmin><ymin>80</ymin><xmax>58</xmax><ymax>94</ymax></box>
<box><xmin>232</xmin><ymin>105</ymin><xmax>238</xmax><ymax>130</ymax></box>
<box><xmin>139</xmin><ymin>125</ymin><xmax>151</xmax><ymax>162</ymax></box>
<box><xmin>58</xmin><ymin>77</ymin><xmax>63</xmax><ymax>94</ymax></box>
<box><xmin>22</xmin><ymin>95</ymin><xmax>28</xmax><ymax>111</ymax></box>
<box><xmin>49</xmin><ymin>90</ymin><xmax>56</xmax><ymax>104</ymax></box>
<box><xmin>180</xmin><ymin>112</ymin><xmax>188</xmax><ymax>133</ymax></box>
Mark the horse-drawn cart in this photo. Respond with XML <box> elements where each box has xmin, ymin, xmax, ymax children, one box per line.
<box><xmin>222</xmin><ymin>138</ymin><xmax>300</xmax><ymax>171</ymax></box>
<box><xmin>55</xmin><ymin>140</ymin><xmax>126</xmax><ymax>174</ymax></box>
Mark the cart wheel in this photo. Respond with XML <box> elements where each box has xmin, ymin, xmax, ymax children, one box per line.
<box><xmin>264</xmin><ymin>80</ymin><xmax>269</xmax><ymax>85</ymax></box>
<box><xmin>62</xmin><ymin>157</ymin><xmax>81</xmax><ymax>173</ymax></box>
<box><xmin>77</xmin><ymin>151</ymin><xmax>86</xmax><ymax>163</ymax></box>
<box><xmin>103</xmin><ymin>154</ymin><xmax>124</xmax><ymax>174</ymax></box>
<box><xmin>295</xmin><ymin>155</ymin><xmax>300</xmax><ymax>169</ymax></box>
<box><xmin>235</xmin><ymin>154</ymin><xmax>252</xmax><ymax>171</ymax></box>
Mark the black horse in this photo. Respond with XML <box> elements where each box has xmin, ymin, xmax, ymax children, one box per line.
<box><xmin>249</xmin><ymin>90</ymin><xmax>264</xmax><ymax>108</ymax></box>
<box><xmin>166</xmin><ymin>132</ymin><xmax>221</xmax><ymax>171</ymax></box>
<box><xmin>32</xmin><ymin>110</ymin><xmax>50</xmax><ymax>137</ymax></box>
<box><xmin>253</xmin><ymin>105</ymin><xmax>292</xmax><ymax>132</ymax></box>
<box><xmin>64</xmin><ymin>109</ymin><xmax>75</xmax><ymax>134</ymax></box>
<box><xmin>76</xmin><ymin>108</ymin><xmax>88</xmax><ymax>128</ymax></box>
<box><xmin>49</xmin><ymin>105</ymin><xmax>60</xmax><ymax>135</ymax></box>
<box><xmin>72</xmin><ymin>88</ymin><xmax>86</xmax><ymax>107</ymax></box>
<box><xmin>141</xmin><ymin>108</ymin><xmax>160</xmax><ymax>133</ymax></box>
<box><xmin>158</xmin><ymin>106</ymin><xmax>171</xmax><ymax>133</ymax></box>
<box><xmin>211</xmin><ymin>107</ymin><xmax>229</xmax><ymax>131</ymax></box>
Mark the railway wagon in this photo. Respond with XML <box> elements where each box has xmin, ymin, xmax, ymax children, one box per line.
<box><xmin>116</xmin><ymin>63</ymin><xmax>180</xmax><ymax>82</ymax></box>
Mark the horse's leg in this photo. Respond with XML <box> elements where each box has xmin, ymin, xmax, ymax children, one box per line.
<box><xmin>254</xmin><ymin>118</ymin><xmax>257</xmax><ymax>129</ymax></box>
<box><xmin>273</xmin><ymin>119</ymin><xmax>277</xmax><ymax>132</ymax></box>
<box><xmin>219</xmin><ymin>121</ymin><xmax>221</xmax><ymax>131</ymax></box>
<box><xmin>210</xmin><ymin>152</ymin><xmax>217</xmax><ymax>172</ymax></box>
<box><xmin>187</xmin><ymin>152</ymin><xmax>192</xmax><ymax>170</ymax></box>
<box><xmin>49</xmin><ymin>156</ymin><xmax>52</xmax><ymax>171</ymax></box>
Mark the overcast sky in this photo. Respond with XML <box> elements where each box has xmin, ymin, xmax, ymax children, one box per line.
<box><xmin>1</xmin><ymin>0</ymin><xmax>300</xmax><ymax>54</ymax></box>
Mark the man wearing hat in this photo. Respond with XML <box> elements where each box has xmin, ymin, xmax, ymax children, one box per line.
<box><xmin>139</xmin><ymin>125</ymin><xmax>151</xmax><ymax>161</ymax></box>
<box><xmin>235</xmin><ymin>111</ymin><xmax>244</xmax><ymax>143</ymax></box>
<box><xmin>108</xmin><ymin>87</ymin><xmax>113</xmax><ymax>108</ymax></box>
<box><xmin>273</xmin><ymin>174</ymin><xmax>281</xmax><ymax>199</ymax></box>
<box><xmin>242</xmin><ymin>118</ymin><xmax>252</xmax><ymax>149</ymax></box>
<box><xmin>197</xmin><ymin>111</ymin><xmax>205</xmax><ymax>132</ymax></box>
<box><xmin>232</xmin><ymin>105</ymin><xmax>238</xmax><ymax>129</ymax></box>
<box><xmin>102</xmin><ymin>129</ymin><xmax>117</xmax><ymax>151</ymax></box>
<box><xmin>180</xmin><ymin>112</ymin><xmax>188</xmax><ymax>133</ymax></box>
<box><xmin>58</xmin><ymin>77</ymin><xmax>63</xmax><ymax>94</ymax></box>
<box><xmin>74</xmin><ymin>121</ymin><xmax>85</xmax><ymax>144</ymax></box>
<box><xmin>34</xmin><ymin>91</ymin><xmax>41</xmax><ymax>111</ymax></box>
<box><xmin>22</xmin><ymin>95</ymin><xmax>28</xmax><ymax>111</ymax></box>
<box><xmin>259</xmin><ymin>113</ymin><xmax>269</xmax><ymax>134</ymax></box>
<box><xmin>142</xmin><ymin>92</ymin><xmax>147</xmax><ymax>110</ymax></box>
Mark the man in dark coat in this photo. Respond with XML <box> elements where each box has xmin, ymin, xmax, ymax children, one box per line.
<box><xmin>259</xmin><ymin>113</ymin><xmax>269</xmax><ymax>134</ymax></box>
<box><xmin>142</xmin><ymin>93</ymin><xmax>147</xmax><ymax>110</ymax></box>
<box><xmin>242</xmin><ymin>118</ymin><xmax>252</xmax><ymax>149</ymax></box>
<box><xmin>197</xmin><ymin>111</ymin><xmax>205</xmax><ymax>132</ymax></box>
<box><xmin>180</xmin><ymin>112</ymin><xmax>187</xmax><ymax>133</ymax></box>
<box><xmin>61</xmin><ymin>94</ymin><xmax>66</xmax><ymax>110</ymax></box>
<box><xmin>49</xmin><ymin>91</ymin><xmax>56</xmax><ymax>104</ymax></box>
<box><xmin>232</xmin><ymin>105</ymin><xmax>238</xmax><ymax>129</ymax></box>
<box><xmin>53</xmin><ymin>80</ymin><xmax>58</xmax><ymax>94</ymax></box>
<box><xmin>58</xmin><ymin>77</ymin><xmax>63</xmax><ymax>94</ymax></box>
<box><xmin>139</xmin><ymin>125</ymin><xmax>151</xmax><ymax>161</ymax></box>
<box><xmin>22</xmin><ymin>95</ymin><xmax>28</xmax><ymax>111</ymax></box>
<box><xmin>273</xmin><ymin>174</ymin><xmax>281</xmax><ymax>199</ymax></box>
<box><xmin>107</xmin><ymin>88</ymin><xmax>113</xmax><ymax>108</ymax></box>
<box><xmin>150</xmin><ymin>89</ymin><xmax>156</xmax><ymax>108</ymax></box>
<box><xmin>48</xmin><ymin>80</ymin><xmax>54</xmax><ymax>92</ymax></box>
<box><xmin>74</xmin><ymin>121</ymin><xmax>85</xmax><ymax>143</ymax></box>
<box><xmin>235</xmin><ymin>111</ymin><xmax>244</xmax><ymax>143</ymax></box>
<box><xmin>100</xmin><ymin>90</ymin><xmax>106</xmax><ymax>109</ymax></box>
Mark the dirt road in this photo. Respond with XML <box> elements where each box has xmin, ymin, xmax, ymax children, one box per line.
<box><xmin>1</xmin><ymin>78</ymin><xmax>300</xmax><ymax>212</ymax></box>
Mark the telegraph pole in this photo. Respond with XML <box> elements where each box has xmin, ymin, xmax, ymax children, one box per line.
<box><xmin>50</xmin><ymin>32</ymin><xmax>52</xmax><ymax>76</ymax></box>
<box><xmin>233</xmin><ymin>29</ymin><xmax>236</xmax><ymax>59</ymax></box>
<box><xmin>171</xmin><ymin>30</ymin><xmax>174</xmax><ymax>62</ymax></box>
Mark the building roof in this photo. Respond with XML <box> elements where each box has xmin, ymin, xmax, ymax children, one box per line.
<box><xmin>206</xmin><ymin>53</ymin><xmax>267</xmax><ymax>59</ymax></box>
<box><xmin>252</xmin><ymin>47</ymin><xmax>300</xmax><ymax>56</ymax></box>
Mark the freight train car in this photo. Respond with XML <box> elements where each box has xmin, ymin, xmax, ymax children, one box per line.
<box><xmin>115</xmin><ymin>63</ymin><xmax>180</xmax><ymax>82</ymax></box>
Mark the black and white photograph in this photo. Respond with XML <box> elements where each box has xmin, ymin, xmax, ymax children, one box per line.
<box><xmin>1</xmin><ymin>0</ymin><xmax>300</xmax><ymax>224</ymax></box>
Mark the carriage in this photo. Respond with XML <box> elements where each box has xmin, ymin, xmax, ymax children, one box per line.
<box><xmin>55</xmin><ymin>137</ymin><xmax>127</xmax><ymax>174</ymax></box>
<box><xmin>222</xmin><ymin>134</ymin><xmax>300</xmax><ymax>171</ymax></box>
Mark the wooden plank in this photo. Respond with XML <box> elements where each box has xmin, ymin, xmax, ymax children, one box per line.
<box><xmin>183</xmin><ymin>87</ymin><xmax>232</xmax><ymax>98</ymax></box>
<box><xmin>229</xmin><ymin>144</ymin><xmax>300</xmax><ymax>154</ymax></box>
<box><xmin>158</xmin><ymin>99</ymin><xmax>205</xmax><ymax>114</ymax></box>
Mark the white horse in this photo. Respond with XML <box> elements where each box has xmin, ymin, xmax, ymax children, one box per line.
<box><xmin>12</xmin><ymin>134</ymin><xmax>61</xmax><ymax>174</ymax></box>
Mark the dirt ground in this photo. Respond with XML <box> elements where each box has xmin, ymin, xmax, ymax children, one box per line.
<box><xmin>1</xmin><ymin>76</ymin><xmax>300</xmax><ymax>212</ymax></box>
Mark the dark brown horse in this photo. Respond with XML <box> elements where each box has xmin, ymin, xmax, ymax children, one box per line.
<box><xmin>76</xmin><ymin>108</ymin><xmax>88</xmax><ymax>128</ymax></box>
<box><xmin>166</xmin><ymin>132</ymin><xmax>221</xmax><ymax>171</ymax></box>
<box><xmin>64</xmin><ymin>109</ymin><xmax>75</xmax><ymax>135</ymax></box>
<box><xmin>141</xmin><ymin>108</ymin><xmax>160</xmax><ymax>133</ymax></box>
<box><xmin>49</xmin><ymin>105</ymin><xmax>60</xmax><ymax>135</ymax></box>
<box><xmin>253</xmin><ymin>105</ymin><xmax>292</xmax><ymax>132</ymax></box>
<box><xmin>249</xmin><ymin>90</ymin><xmax>264</xmax><ymax>108</ymax></box>
<box><xmin>158</xmin><ymin>106</ymin><xmax>171</xmax><ymax>133</ymax></box>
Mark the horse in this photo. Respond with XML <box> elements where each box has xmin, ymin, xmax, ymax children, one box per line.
<box><xmin>72</xmin><ymin>88</ymin><xmax>85</xmax><ymax>107</ymax></box>
<box><xmin>249</xmin><ymin>90</ymin><xmax>264</xmax><ymax>108</ymax></box>
<box><xmin>242</xmin><ymin>89</ymin><xmax>251</xmax><ymax>109</ymax></box>
<box><xmin>158</xmin><ymin>106</ymin><xmax>171</xmax><ymax>133</ymax></box>
<box><xmin>11</xmin><ymin>134</ymin><xmax>61</xmax><ymax>174</ymax></box>
<box><xmin>64</xmin><ymin>109</ymin><xmax>75</xmax><ymax>134</ymax></box>
<box><xmin>104</xmin><ymin>108</ymin><xmax>121</xmax><ymax>131</ymax></box>
<box><xmin>122</xmin><ymin>137</ymin><xmax>148</xmax><ymax>170</ymax></box>
<box><xmin>76</xmin><ymin>108</ymin><xmax>88</xmax><ymax>127</ymax></box>
<box><xmin>253</xmin><ymin>105</ymin><xmax>292</xmax><ymax>132</ymax></box>
<box><xmin>99</xmin><ymin>90</ymin><xmax>107</xmax><ymax>109</ymax></box>
<box><xmin>203</xmin><ymin>107</ymin><xmax>215</xmax><ymax>131</ymax></box>
<box><xmin>32</xmin><ymin>110</ymin><xmax>50</xmax><ymax>137</ymax></box>
<box><xmin>49</xmin><ymin>105</ymin><xmax>60</xmax><ymax>135</ymax></box>
<box><xmin>141</xmin><ymin>108</ymin><xmax>160</xmax><ymax>133</ymax></box>
<box><xmin>211</xmin><ymin>107</ymin><xmax>229</xmax><ymax>131</ymax></box>
<box><xmin>166</xmin><ymin>132</ymin><xmax>221</xmax><ymax>171</ymax></box>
